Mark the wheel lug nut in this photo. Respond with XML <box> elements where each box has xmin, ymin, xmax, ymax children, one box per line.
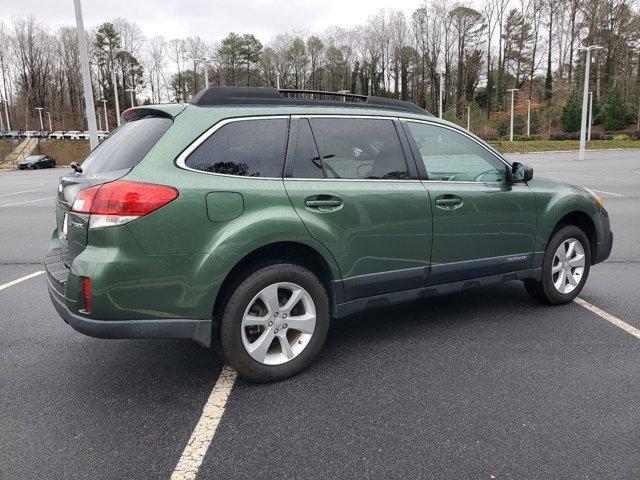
<box><xmin>268</xmin><ymin>321</ymin><xmax>273</xmax><ymax>326</ymax></box>
<box><xmin>283</xmin><ymin>314</ymin><xmax>287</xmax><ymax>319</ymax></box>
<box><xmin>283</xmin><ymin>324</ymin><xmax>287</xmax><ymax>328</ymax></box>
<box><xmin>274</xmin><ymin>312</ymin><xmax>278</xmax><ymax>317</ymax></box>
<box><xmin>274</xmin><ymin>328</ymin><xmax>279</xmax><ymax>333</ymax></box>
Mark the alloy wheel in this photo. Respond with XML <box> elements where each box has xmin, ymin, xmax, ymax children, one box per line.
<box><xmin>241</xmin><ymin>282</ymin><xmax>316</xmax><ymax>365</ymax></box>
<box><xmin>551</xmin><ymin>238</ymin><xmax>586</xmax><ymax>294</ymax></box>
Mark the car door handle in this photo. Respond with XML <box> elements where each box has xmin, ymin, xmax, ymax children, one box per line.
<box><xmin>435</xmin><ymin>195</ymin><xmax>463</xmax><ymax>209</ymax></box>
<box><xmin>305</xmin><ymin>195</ymin><xmax>343</xmax><ymax>210</ymax></box>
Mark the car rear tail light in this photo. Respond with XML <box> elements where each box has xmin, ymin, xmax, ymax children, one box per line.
<box><xmin>71</xmin><ymin>180</ymin><xmax>178</xmax><ymax>229</ymax></box>
<box><xmin>82</xmin><ymin>277</ymin><xmax>92</xmax><ymax>313</ymax></box>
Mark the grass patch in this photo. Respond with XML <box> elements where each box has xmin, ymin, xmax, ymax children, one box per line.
<box><xmin>488</xmin><ymin>139</ymin><xmax>640</xmax><ymax>154</ymax></box>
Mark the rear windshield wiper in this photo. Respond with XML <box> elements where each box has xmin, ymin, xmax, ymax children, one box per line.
<box><xmin>70</xmin><ymin>162</ymin><xmax>83</xmax><ymax>174</ymax></box>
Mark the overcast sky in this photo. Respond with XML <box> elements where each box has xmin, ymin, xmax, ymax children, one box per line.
<box><xmin>4</xmin><ymin>0</ymin><xmax>422</xmax><ymax>42</ymax></box>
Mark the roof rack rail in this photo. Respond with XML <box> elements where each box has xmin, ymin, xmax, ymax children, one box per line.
<box><xmin>190</xmin><ymin>87</ymin><xmax>430</xmax><ymax>115</ymax></box>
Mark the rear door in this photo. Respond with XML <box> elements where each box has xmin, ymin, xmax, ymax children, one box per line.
<box><xmin>284</xmin><ymin>116</ymin><xmax>432</xmax><ymax>301</ymax></box>
<box><xmin>403</xmin><ymin>120</ymin><xmax>537</xmax><ymax>284</ymax></box>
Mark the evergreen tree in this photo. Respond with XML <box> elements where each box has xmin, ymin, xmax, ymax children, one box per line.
<box><xmin>601</xmin><ymin>89</ymin><xmax>628</xmax><ymax>131</ymax></box>
<box><xmin>561</xmin><ymin>95</ymin><xmax>581</xmax><ymax>132</ymax></box>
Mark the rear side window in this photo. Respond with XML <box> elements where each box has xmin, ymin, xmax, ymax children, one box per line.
<box><xmin>185</xmin><ymin>118</ymin><xmax>288</xmax><ymax>177</ymax></box>
<box><xmin>292</xmin><ymin>119</ymin><xmax>324</xmax><ymax>179</ymax></box>
<box><xmin>308</xmin><ymin>118</ymin><xmax>409</xmax><ymax>180</ymax></box>
<box><xmin>80</xmin><ymin>117</ymin><xmax>172</xmax><ymax>175</ymax></box>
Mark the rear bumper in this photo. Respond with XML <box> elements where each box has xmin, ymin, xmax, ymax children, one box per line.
<box><xmin>45</xmin><ymin>248</ymin><xmax>211</xmax><ymax>347</ymax></box>
<box><xmin>593</xmin><ymin>230</ymin><xmax>613</xmax><ymax>265</ymax></box>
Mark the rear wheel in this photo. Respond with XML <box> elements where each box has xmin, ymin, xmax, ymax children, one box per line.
<box><xmin>524</xmin><ymin>225</ymin><xmax>591</xmax><ymax>305</ymax></box>
<box><xmin>219</xmin><ymin>263</ymin><xmax>330</xmax><ymax>382</ymax></box>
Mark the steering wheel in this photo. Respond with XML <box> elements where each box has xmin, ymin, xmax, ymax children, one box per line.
<box><xmin>474</xmin><ymin>169</ymin><xmax>501</xmax><ymax>182</ymax></box>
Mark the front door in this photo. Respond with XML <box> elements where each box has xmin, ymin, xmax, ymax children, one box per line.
<box><xmin>403</xmin><ymin>120</ymin><xmax>537</xmax><ymax>285</ymax></box>
<box><xmin>284</xmin><ymin>116</ymin><xmax>432</xmax><ymax>301</ymax></box>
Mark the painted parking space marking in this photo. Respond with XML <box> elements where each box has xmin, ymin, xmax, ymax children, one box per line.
<box><xmin>0</xmin><ymin>196</ymin><xmax>55</xmax><ymax>208</ymax></box>
<box><xmin>575</xmin><ymin>297</ymin><xmax>640</xmax><ymax>340</ymax></box>
<box><xmin>171</xmin><ymin>366</ymin><xmax>237</xmax><ymax>480</ymax></box>
<box><xmin>590</xmin><ymin>189</ymin><xmax>624</xmax><ymax>197</ymax></box>
<box><xmin>0</xmin><ymin>271</ymin><xmax>44</xmax><ymax>292</ymax></box>
<box><xmin>0</xmin><ymin>188</ymin><xmax>53</xmax><ymax>197</ymax></box>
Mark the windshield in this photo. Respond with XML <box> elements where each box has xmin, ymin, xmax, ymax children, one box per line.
<box><xmin>80</xmin><ymin>116</ymin><xmax>172</xmax><ymax>175</ymax></box>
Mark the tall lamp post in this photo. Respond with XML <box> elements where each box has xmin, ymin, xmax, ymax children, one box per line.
<box><xmin>46</xmin><ymin>111</ymin><xmax>52</xmax><ymax>131</ymax></box>
<box><xmin>588</xmin><ymin>91</ymin><xmax>593</xmax><ymax>142</ymax></box>
<box><xmin>74</xmin><ymin>0</ymin><xmax>98</xmax><ymax>149</ymax></box>
<box><xmin>196</xmin><ymin>58</ymin><xmax>209</xmax><ymax>89</ymax></box>
<box><xmin>506</xmin><ymin>88</ymin><xmax>519</xmax><ymax>142</ymax></box>
<box><xmin>112</xmin><ymin>70</ymin><xmax>121</xmax><ymax>127</ymax></box>
<box><xmin>438</xmin><ymin>71</ymin><xmax>443</xmax><ymax>118</ymax></box>
<box><xmin>125</xmin><ymin>88</ymin><xmax>135</xmax><ymax>108</ymax></box>
<box><xmin>1</xmin><ymin>98</ymin><xmax>10</xmax><ymax>131</ymax></box>
<box><xmin>466</xmin><ymin>105</ymin><xmax>471</xmax><ymax>131</ymax></box>
<box><xmin>578</xmin><ymin>45</ymin><xmax>603</xmax><ymax>160</ymax></box>
<box><xmin>35</xmin><ymin>107</ymin><xmax>44</xmax><ymax>132</ymax></box>
<box><xmin>101</xmin><ymin>99</ymin><xmax>109</xmax><ymax>132</ymax></box>
<box><xmin>526</xmin><ymin>99</ymin><xmax>531</xmax><ymax>137</ymax></box>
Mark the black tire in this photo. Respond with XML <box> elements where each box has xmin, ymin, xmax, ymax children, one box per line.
<box><xmin>524</xmin><ymin>225</ymin><xmax>591</xmax><ymax>305</ymax></box>
<box><xmin>219</xmin><ymin>262</ymin><xmax>330</xmax><ymax>383</ymax></box>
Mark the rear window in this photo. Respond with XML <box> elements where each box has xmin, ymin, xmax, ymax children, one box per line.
<box><xmin>80</xmin><ymin>117</ymin><xmax>172</xmax><ymax>175</ymax></box>
<box><xmin>184</xmin><ymin>118</ymin><xmax>288</xmax><ymax>177</ymax></box>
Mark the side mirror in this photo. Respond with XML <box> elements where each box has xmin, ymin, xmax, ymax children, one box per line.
<box><xmin>511</xmin><ymin>162</ymin><xmax>533</xmax><ymax>183</ymax></box>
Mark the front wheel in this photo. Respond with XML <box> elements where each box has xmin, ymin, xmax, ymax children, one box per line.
<box><xmin>524</xmin><ymin>225</ymin><xmax>591</xmax><ymax>305</ymax></box>
<box><xmin>219</xmin><ymin>263</ymin><xmax>330</xmax><ymax>382</ymax></box>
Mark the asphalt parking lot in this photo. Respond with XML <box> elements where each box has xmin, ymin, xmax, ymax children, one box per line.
<box><xmin>1</xmin><ymin>149</ymin><xmax>639</xmax><ymax>479</ymax></box>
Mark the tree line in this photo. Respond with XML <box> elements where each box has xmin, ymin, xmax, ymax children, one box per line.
<box><xmin>1</xmin><ymin>0</ymin><xmax>639</xmax><ymax>137</ymax></box>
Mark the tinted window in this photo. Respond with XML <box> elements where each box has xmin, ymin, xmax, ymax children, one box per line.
<box><xmin>309</xmin><ymin>118</ymin><xmax>408</xmax><ymax>180</ymax></box>
<box><xmin>81</xmin><ymin>117</ymin><xmax>172</xmax><ymax>175</ymax></box>
<box><xmin>185</xmin><ymin>118</ymin><xmax>288</xmax><ymax>177</ymax></box>
<box><xmin>407</xmin><ymin>122</ymin><xmax>505</xmax><ymax>182</ymax></box>
<box><xmin>292</xmin><ymin>119</ymin><xmax>324</xmax><ymax>179</ymax></box>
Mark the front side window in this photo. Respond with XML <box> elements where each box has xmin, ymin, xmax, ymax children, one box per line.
<box><xmin>306</xmin><ymin>118</ymin><xmax>409</xmax><ymax>180</ymax></box>
<box><xmin>185</xmin><ymin>118</ymin><xmax>288</xmax><ymax>177</ymax></box>
<box><xmin>406</xmin><ymin>122</ymin><xmax>506</xmax><ymax>182</ymax></box>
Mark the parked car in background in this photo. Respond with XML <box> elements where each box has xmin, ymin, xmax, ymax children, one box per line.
<box><xmin>21</xmin><ymin>131</ymin><xmax>38</xmax><ymax>138</ymax></box>
<box><xmin>5</xmin><ymin>131</ymin><xmax>20</xmax><ymax>138</ymax></box>
<box><xmin>98</xmin><ymin>130</ymin><xmax>109</xmax><ymax>140</ymax></box>
<box><xmin>78</xmin><ymin>131</ymin><xmax>91</xmax><ymax>140</ymax></box>
<box><xmin>49</xmin><ymin>131</ymin><xmax>66</xmax><ymax>139</ymax></box>
<box><xmin>17</xmin><ymin>154</ymin><xmax>56</xmax><ymax>169</ymax></box>
<box><xmin>46</xmin><ymin>87</ymin><xmax>613</xmax><ymax>382</ymax></box>
<box><xmin>64</xmin><ymin>131</ymin><xmax>81</xmax><ymax>139</ymax></box>
<box><xmin>35</xmin><ymin>131</ymin><xmax>49</xmax><ymax>138</ymax></box>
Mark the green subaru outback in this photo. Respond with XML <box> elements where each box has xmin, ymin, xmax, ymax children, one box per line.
<box><xmin>46</xmin><ymin>87</ymin><xmax>613</xmax><ymax>382</ymax></box>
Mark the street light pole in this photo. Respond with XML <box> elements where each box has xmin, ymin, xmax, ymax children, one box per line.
<box><xmin>526</xmin><ymin>99</ymin><xmax>531</xmax><ymax>137</ymax></box>
<box><xmin>276</xmin><ymin>71</ymin><xmax>281</xmax><ymax>89</ymax></box>
<box><xmin>506</xmin><ymin>88</ymin><xmax>519</xmax><ymax>142</ymax></box>
<box><xmin>101</xmin><ymin>99</ymin><xmax>109</xmax><ymax>131</ymax></box>
<box><xmin>196</xmin><ymin>58</ymin><xmax>209</xmax><ymax>89</ymax></box>
<box><xmin>439</xmin><ymin>72</ymin><xmax>443</xmax><ymax>119</ymax></box>
<box><xmin>46</xmin><ymin>111</ymin><xmax>52</xmax><ymax>131</ymax></box>
<box><xmin>112</xmin><ymin>70</ymin><xmax>121</xmax><ymax>127</ymax></box>
<box><xmin>588</xmin><ymin>91</ymin><xmax>593</xmax><ymax>142</ymax></box>
<box><xmin>578</xmin><ymin>45</ymin><xmax>602</xmax><ymax>160</ymax></box>
<box><xmin>35</xmin><ymin>107</ymin><xmax>44</xmax><ymax>132</ymax></box>
<box><xmin>466</xmin><ymin>105</ymin><xmax>470</xmax><ymax>131</ymax></box>
<box><xmin>1</xmin><ymin>99</ymin><xmax>10</xmax><ymax>131</ymax></box>
<box><xmin>125</xmin><ymin>88</ymin><xmax>135</xmax><ymax>108</ymax></box>
<box><xmin>74</xmin><ymin>0</ymin><xmax>98</xmax><ymax>150</ymax></box>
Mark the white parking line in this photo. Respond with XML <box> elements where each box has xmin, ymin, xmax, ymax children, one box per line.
<box><xmin>0</xmin><ymin>188</ymin><xmax>52</xmax><ymax>197</ymax></box>
<box><xmin>171</xmin><ymin>366</ymin><xmax>237</xmax><ymax>480</ymax></box>
<box><xmin>574</xmin><ymin>297</ymin><xmax>640</xmax><ymax>340</ymax></box>
<box><xmin>0</xmin><ymin>196</ymin><xmax>55</xmax><ymax>208</ymax></box>
<box><xmin>590</xmin><ymin>189</ymin><xmax>624</xmax><ymax>197</ymax></box>
<box><xmin>0</xmin><ymin>271</ymin><xmax>44</xmax><ymax>291</ymax></box>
